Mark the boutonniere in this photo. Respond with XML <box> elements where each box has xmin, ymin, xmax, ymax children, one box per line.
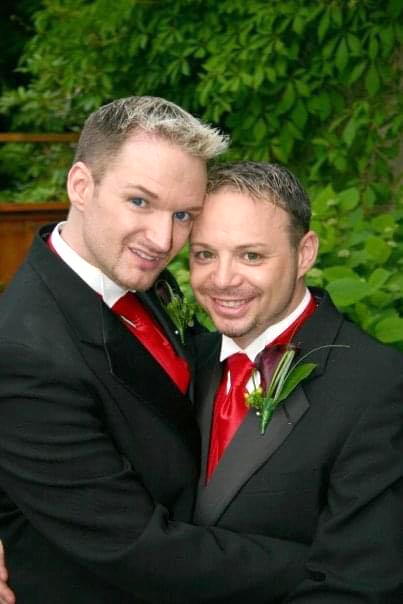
<box><xmin>155</xmin><ymin>280</ymin><xmax>195</xmax><ymax>345</ymax></box>
<box><xmin>245</xmin><ymin>343</ymin><xmax>349</xmax><ymax>434</ymax></box>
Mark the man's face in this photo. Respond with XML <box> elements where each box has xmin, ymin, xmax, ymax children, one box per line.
<box><xmin>190</xmin><ymin>188</ymin><xmax>317</xmax><ymax>348</ymax></box>
<box><xmin>67</xmin><ymin>132</ymin><xmax>207</xmax><ymax>290</ymax></box>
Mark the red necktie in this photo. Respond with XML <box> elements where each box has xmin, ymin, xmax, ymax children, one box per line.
<box><xmin>206</xmin><ymin>294</ymin><xmax>317</xmax><ymax>481</ymax></box>
<box><xmin>206</xmin><ymin>353</ymin><xmax>254</xmax><ymax>481</ymax></box>
<box><xmin>112</xmin><ymin>292</ymin><xmax>190</xmax><ymax>394</ymax></box>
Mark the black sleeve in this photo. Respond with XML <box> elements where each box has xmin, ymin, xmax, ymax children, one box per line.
<box><xmin>0</xmin><ymin>341</ymin><xmax>309</xmax><ymax>603</ymax></box>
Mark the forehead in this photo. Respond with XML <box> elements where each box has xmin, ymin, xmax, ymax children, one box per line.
<box><xmin>108</xmin><ymin>131</ymin><xmax>188</xmax><ymax>168</ymax></box>
<box><xmin>192</xmin><ymin>189</ymin><xmax>290</xmax><ymax>244</ymax></box>
<box><xmin>100</xmin><ymin>131</ymin><xmax>207</xmax><ymax>193</ymax></box>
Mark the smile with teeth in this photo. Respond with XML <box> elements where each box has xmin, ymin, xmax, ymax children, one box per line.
<box><xmin>213</xmin><ymin>298</ymin><xmax>251</xmax><ymax>308</ymax></box>
<box><xmin>131</xmin><ymin>248</ymin><xmax>164</xmax><ymax>262</ymax></box>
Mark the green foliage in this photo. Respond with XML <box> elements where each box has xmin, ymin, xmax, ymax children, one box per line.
<box><xmin>308</xmin><ymin>185</ymin><xmax>403</xmax><ymax>347</ymax></box>
<box><xmin>1</xmin><ymin>0</ymin><xmax>402</xmax><ymax>345</ymax></box>
<box><xmin>0</xmin><ymin>142</ymin><xmax>71</xmax><ymax>202</ymax></box>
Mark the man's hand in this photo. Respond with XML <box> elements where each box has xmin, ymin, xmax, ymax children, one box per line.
<box><xmin>0</xmin><ymin>542</ymin><xmax>15</xmax><ymax>604</ymax></box>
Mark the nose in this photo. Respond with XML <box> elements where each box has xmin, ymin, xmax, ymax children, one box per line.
<box><xmin>211</xmin><ymin>257</ymin><xmax>242</xmax><ymax>289</ymax></box>
<box><xmin>145</xmin><ymin>213</ymin><xmax>173</xmax><ymax>253</ymax></box>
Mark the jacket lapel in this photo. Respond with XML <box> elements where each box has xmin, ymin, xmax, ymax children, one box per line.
<box><xmin>196</xmin><ymin>360</ymin><xmax>221</xmax><ymax>475</ymax></box>
<box><xmin>194</xmin><ymin>288</ymin><xmax>345</xmax><ymax>525</ymax></box>
<box><xmin>194</xmin><ymin>385</ymin><xmax>309</xmax><ymax>525</ymax></box>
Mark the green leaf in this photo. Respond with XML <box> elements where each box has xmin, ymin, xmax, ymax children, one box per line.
<box><xmin>347</xmin><ymin>33</ymin><xmax>361</xmax><ymax>55</ymax></box>
<box><xmin>368</xmin><ymin>290</ymin><xmax>394</xmax><ymax>308</ymax></box>
<box><xmin>374</xmin><ymin>317</ymin><xmax>403</xmax><ymax>343</ymax></box>
<box><xmin>342</xmin><ymin>118</ymin><xmax>357</xmax><ymax>147</ymax></box>
<box><xmin>295</xmin><ymin>80</ymin><xmax>310</xmax><ymax>97</ymax></box>
<box><xmin>365</xmin><ymin>237</ymin><xmax>392</xmax><ymax>264</ymax></box>
<box><xmin>335</xmin><ymin>38</ymin><xmax>348</xmax><ymax>73</ymax></box>
<box><xmin>277</xmin><ymin>82</ymin><xmax>296</xmax><ymax>115</ymax></box>
<box><xmin>292</xmin><ymin>15</ymin><xmax>305</xmax><ymax>35</ymax></box>
<box><xmin>266</xmin><ymin>67</ymin><xmax>276</xmax><ymax>83</ymax></box>
<box><xmin>291</xmin><ymin>100</ymin><xmax>308</xmax><ymax>129</ymax></box>
<box><xmin>318</xmin><ymin>9</ymin><xmax>330</xmax><ymax>42</ymax></box>
<box><xmin>379</xmin><ymin>25</ymin><xmax>395</xmax><ymax>56</ymax></box>
<box><xmin>368</xmin><ymin>268</ymin><xmax>392</xmax><ymax>291</ymax></box>
<box><xmin>330</xmin><ymin>5</ymin><xmax>343</xmax><ymax>27</ymax></box>
<box><xmin>253</xmin><ymin>118</ymin><xmax>268</xmax><ymax>142</ymax></box>
<box><xmin>371</xmin><ymin>214</ymin><xmax>396</xmax><ymax>234</ymax></box>
<box><xmin>312</xmin><ymin>184</ymin><xmax>336</xmax><ymax>211</ymax></box>
<box><xmin>277</xmin><ymin>363</ymin><xmax>317</xmax><ymax>403</ymax></box>
<box><xmin>387</xmin><ymin>273</ymin><xmax>403</xmax><ymax>294</ymax></box>
<box><xmin>323</xmin><ymin>266</ymin><xmax>360</xmax><ymax>281</ymax></box>
<box><xmin>338</xmin><ymin>187</ymin><xmax>360</xmax><ymax>210</ymax></box>
<box><xmin>327</xmin><ymin>278</ymin><xmax>373</xmax><ymax>306</ymax></box>
<box><xmin>347</xmin><ymin>61</ymin><xmax>367</xmax><ymax>84</ymax></box>
<box><xmin>365</xmin><ymin>64</ymin><xmax>380</xmax><ymax>96</ymax></box>
<box><xmin>368</xmin><ymin>35</ymin><xmax>379</xmax><ymax>61</ymax></box>
<box><xmin>260</xmin><ymin>402</ymin><xmax>275</xmax><ymax>434</ymax></box>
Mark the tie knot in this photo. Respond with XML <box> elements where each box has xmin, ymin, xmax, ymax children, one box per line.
<box><xmin>112</xmin><ymin>292</ymin><xmax>141</xmax><ymax>324</ymax></box>
<box><xmin>226</xmin><ymin>353</ymin><xmax>254</xmax><ymax>385</ymax></box>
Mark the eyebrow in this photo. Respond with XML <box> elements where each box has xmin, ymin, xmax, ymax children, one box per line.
<box><xmin>122</xmin><ymin>184</ymin><xmax>158</xmax><ymax>199</ymax></box>
<box><xmin>191</xmin><ymin>242</ymin><xmax>267</xmax><ymax>249</ymax></box>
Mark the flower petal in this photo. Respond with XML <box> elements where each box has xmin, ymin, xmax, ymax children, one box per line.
<box><xmin>256</xmin><ymin>344</ymin><xmax>293</xmax><ymax>391</ymax></box>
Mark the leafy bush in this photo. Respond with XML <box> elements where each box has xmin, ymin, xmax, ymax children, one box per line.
<box><xmin>1</xmin><ymin>0</ymin><xmax>402</xmax><ymax>345</ymax></box>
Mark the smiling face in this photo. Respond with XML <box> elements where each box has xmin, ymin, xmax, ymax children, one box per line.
<box><xmin>190</xmin><ymin>188</ymin><xmax>318</xmax><ymax>348</ymax></box>
<box><xmin>64</xmin><ymin>131</ymin><xmax>207</xmax><ymax>290</ymax></box>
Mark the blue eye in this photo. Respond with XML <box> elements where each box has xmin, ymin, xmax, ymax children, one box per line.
<box><xmin>174</xmin><ymin>211</ymin><xmax>191</xmax><ymax>222</ymax></box>
<box><xmin>130</xmin><ymin>197</ymin><xmax>147</xmax><ymax>208</ymax></box>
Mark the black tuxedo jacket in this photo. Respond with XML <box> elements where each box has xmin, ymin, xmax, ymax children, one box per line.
<box><xmin>0</xmin><ymin>225</ymin><xmax>313</xmax><ymax>603</ymax></box>
<box><xmin>194</xmin><ymin>289</ymin><xmax>403</xmax><ymax>602</ymax></box>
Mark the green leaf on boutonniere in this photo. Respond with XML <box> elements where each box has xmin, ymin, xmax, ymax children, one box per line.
<box><xmin>156</xmin><ymin>280</ymin><xmax>195</xmax><ymax>345</ymax></box>
<box><xmin>276</xmin><ymin>362</ymin><xmax>317</xmax><ymax>403</ymax></box>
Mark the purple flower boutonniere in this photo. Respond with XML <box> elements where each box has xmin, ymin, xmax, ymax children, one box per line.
<box><xmin>155</xmin><ymin>280</ymin><xmax>195</xmax><ymax>345</ymax></box>
<box><xmin>245</xmin><ymin>343</ymin><xmax>349</xmax><ymax>434</ymax></box>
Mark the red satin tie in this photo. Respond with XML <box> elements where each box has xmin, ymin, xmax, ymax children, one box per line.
<box><xmin>206</xmin><ymin>294</ymin><xmax>318</xmax><ymax>481</ymax></box>
<box><xmin>112</xmin><ymin>292</ymin><xmax>190</xmax><ymax>394</ymax></box>
<box><xmin>206</xmin><ymin>353</ymin><xmax>254</xmax><ymax>481</ymax></box>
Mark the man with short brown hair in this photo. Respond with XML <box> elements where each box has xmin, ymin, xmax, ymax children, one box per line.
<box><xmin>190</xmin><ymin>161</ymin><xmax>403</xmax><ymax>603</ymax></box>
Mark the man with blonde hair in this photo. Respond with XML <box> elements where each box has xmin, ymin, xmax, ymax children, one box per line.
<box><xmin>0</xmin><ymin>99</ymin><xmax>310</xmax><ymax>603</ymax></box>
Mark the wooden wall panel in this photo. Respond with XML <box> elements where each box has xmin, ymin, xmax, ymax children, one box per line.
<box><xmin>0</xmin><ymin>203</ymin><xmax>69</xmax><ymax>290</ymax></box>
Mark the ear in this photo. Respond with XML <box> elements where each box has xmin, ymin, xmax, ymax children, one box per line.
<box><xmin>297</xmin><ymin>230</ymin><xmax>319</xmax><ymax>278</ymax></box>
<box><xmin>67</xmin><ymin>162</ymin><xmax>94</xmax><ymax>211</ymax></box>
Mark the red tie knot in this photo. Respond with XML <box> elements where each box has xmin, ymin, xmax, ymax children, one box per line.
<box><xmin>226</xmin><ymin>353</ymin><xmax>254</xmax><ymax>388</ymax></box>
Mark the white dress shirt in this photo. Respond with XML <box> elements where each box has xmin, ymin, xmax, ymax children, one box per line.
<box><xmin>50</xmin><ymin>222</ymin><xmax>130</xmax><ymax>308</ymax></box>
<box><xmin>219</xmin><ymin>289</ymin><xmax>312</xmax><ymax>392</ymax></box>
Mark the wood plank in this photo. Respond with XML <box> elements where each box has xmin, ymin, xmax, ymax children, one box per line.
<box><xmin>0</xmin><ymin>202</ymin><xmax>70</xmax><ymax>289</ymax></box>
<box><xmin>0</xmin><ymin>133</ymin><xmax>79</xmax><ymax>143</ymax></box>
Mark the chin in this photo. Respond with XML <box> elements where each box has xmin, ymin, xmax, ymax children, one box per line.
<box><xmin>217</xmin><ymin>321</ymin><xmax>253</xmax><ymax>340</ymax></box>
<box><xmin>116</xmin><ymin>270</ymin><xmax>158</xmax><ymax>292</ymax></box>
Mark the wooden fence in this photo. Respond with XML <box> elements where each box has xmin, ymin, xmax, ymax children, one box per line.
<box><xmin>0</xmin><ymin>133</ymin><xmax>76</xmax><ymax>289</ymax></box>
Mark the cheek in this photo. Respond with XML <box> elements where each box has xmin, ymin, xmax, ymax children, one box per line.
<box><xmin>190</xmin><ymin>264</ymin><xmax>208</xmax><ymax>291</ymax></box>
<box><xmin>172</xmin><ymin>226</ymin><xmax>191</xmax><ymax>253</ymax></box>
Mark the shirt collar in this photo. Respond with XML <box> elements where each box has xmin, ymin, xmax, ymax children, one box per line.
<box><xmin>50</xmin><ymin>222</ymin><xmax>130</xmax><ymax>308</ymax></box>
<box><xmin>219</xmin><ymin>288</ymin><xmax>311</xmax><ymax>363</ymax></box>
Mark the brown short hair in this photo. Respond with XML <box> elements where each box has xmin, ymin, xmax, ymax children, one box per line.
<box><xmin>207</xmin><ymin>161</ymin><xmax>311</xmax><ymax>247</ymax></box>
